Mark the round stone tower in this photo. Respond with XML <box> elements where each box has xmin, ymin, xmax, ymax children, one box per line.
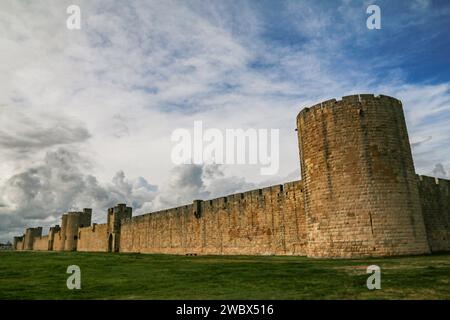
<box><xmin>296</xmin><ymin>94</ymin><xmax>430</xmax><ymax>258</ymax></box>
<box><xmin>64</xmin><ymin>212</ymin><xmax>80</xmax><ymax>251</ymax></box>
<box><xmin>57</xmin><ymin>209</ymin><xmax>92</xmax><ymax>251</ymax></box>
<box><xmin>57</xmin><ymin>214</ymin><xmax>68</xmax><ymax>251</ymax></box>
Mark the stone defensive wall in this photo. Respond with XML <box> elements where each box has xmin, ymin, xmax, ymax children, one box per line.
<box><xmin>119</xmin><ymin>180</ymin><xmax>306</xmax><ymax>255</ymax></box>
<box><xmin>77</xmin><ymin>223</ymin><xmax>109</xmax><ymax>252</ymax></box>
<box><xmin>33</xmin><ymin>235</ymin><xmax>51</xmax><ymax>251</ymax></box>
<box><xmin>417</xmin><ymin>175</ymin><xmax>450</xmax><ymax>252</ymax></box>
<box><xmin>12</xmin><ymin>175</ymin><xmax>450</xmax><ymax>257</ymax></box>
<box><xmin>12</xmin><ymin>94</ymin><xmax>450</xmax><ymax>258</ymax></box>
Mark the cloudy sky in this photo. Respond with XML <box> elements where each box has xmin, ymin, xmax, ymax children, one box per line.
<box><xmin>1</xmin><ymin>0</ymin><xmax>449</xmax><ymax>242</ymax></box>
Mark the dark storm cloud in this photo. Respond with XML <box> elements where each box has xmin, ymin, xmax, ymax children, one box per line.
<box><xmin>152</xmin><ymin>163</ymin><xmax>256</xmax><ymax>210</ymax></box>
<box><xmin>0</xmin><ymin>110</ymin><xmax>91</xmax><ymax>155</ymax></box>
<box><xmin>0</xmin><ymin>148</ymin><xmax>158</xmax><ymax>241</ymax></box>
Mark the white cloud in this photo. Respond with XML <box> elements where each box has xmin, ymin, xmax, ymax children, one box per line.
<box><xmin>0</xmin><ymin>148</ymin><xmax>160</xmax><ymax>239</ymax></box>
<box><xmin>411</xmin><ymin>0</ymin><xmax>431</xmax><ymax>10</ymax></box>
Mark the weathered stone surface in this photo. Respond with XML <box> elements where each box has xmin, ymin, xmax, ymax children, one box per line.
<box><xmin>297</xmin><ymin>94</ymin><xmax>431</xmax><ymax>258</ymax></box>
<box><xmin>78</xmin><ymin>224</ymin><xmax>109</xmax><ymax>252</ymax></box>
<box><xmin>23</xmin><ymin>227</ymin><xmax>42</xmax><ymax>251</ymax></box>
<box><xmin>119</xmin><ymin>180</ymin><xmax>306</xmax><ymax>255</ymax></box>
<box><xmin>417</xmin><ymin>175</ymin><xmax>450</xmax><ymax>252</ymax></box>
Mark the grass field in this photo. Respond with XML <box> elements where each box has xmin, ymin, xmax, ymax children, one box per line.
<box><xmin>0</xmin><ymin>251</ymin><xmax>449</xmax><ymax>299</ymax></box>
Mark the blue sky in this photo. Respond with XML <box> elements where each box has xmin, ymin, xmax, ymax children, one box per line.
<box><xmin>0</xmin><ymin>0</ymin><xmax>449</xmax><ymax>241</ymax></box>
<box><xmin>253</xmin><ymin>0</ymin><xmax>450</xmax><ymax>84</ymax></box>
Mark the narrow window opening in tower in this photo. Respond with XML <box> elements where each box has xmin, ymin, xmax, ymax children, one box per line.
<box><xmin>369</xmin><ymin>212</ymin><xmax>374</xmax><ymax>235</ymax></box>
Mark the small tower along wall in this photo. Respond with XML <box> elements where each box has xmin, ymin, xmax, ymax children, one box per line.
<box><xmin>65</xmin><ymin>209</ymin><xmax>92</xmax><ymax>251</ymax></box>
<box><xmin>23</xmin><ymin>227</ymin><xmax>42</xmax><ymax>250</ymax></box>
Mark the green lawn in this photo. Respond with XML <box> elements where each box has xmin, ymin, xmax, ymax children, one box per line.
<box><xmin>0</xmin><ymin>251</ymin><xmax>449</xmax><ymax>299</ymax></box>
